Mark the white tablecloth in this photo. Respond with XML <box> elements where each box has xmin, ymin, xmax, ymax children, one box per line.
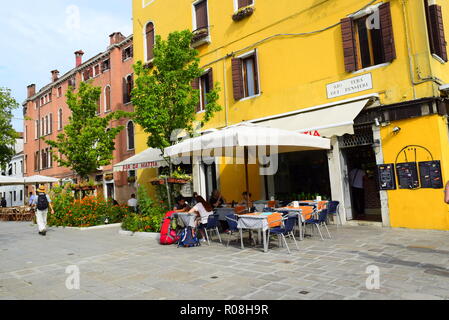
<box><xmin>176</xmin><ymin>213</ymin><xmax>197</xmax><ymax>228</ymax></box>
<box><xmin>237</xmin><ymin>215</ymin><xmax>269</xmax><ymax>232</ymax></box>
<box><xmin>215</xmin><ymin>208</ymin><xmax>236</xmax><ymax>221</ymax></box>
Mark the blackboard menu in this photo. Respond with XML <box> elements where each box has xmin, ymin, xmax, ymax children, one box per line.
<box><xmin>396</xmin><ymin>162</ymin><xmax>420</xmax><ymax>189</ymax></box>
<box><xmin>377</xmin><ymin>164</ymin><xmax>396</xmax><ymax>190</ymax></box>
<box><xmin>419</xmin><ymin>161</ymin><xmax>443</xmax><ymax>189</ymax></box>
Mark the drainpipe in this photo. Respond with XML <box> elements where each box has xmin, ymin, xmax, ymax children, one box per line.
<box><xmin>402</xmin><ymin>0</ymin><xmax>443</xmax><ymax>99</ymax></box>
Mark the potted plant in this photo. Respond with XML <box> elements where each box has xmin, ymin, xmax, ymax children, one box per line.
<box><xmin>191</xmin><ymin>27</ymin><xmax>209</xmax><ymax>44</ymax></box>
<box><xmin>232</xmin><ymin>6</ymin><xmax>254</xmax><ymax>22</ymax></box>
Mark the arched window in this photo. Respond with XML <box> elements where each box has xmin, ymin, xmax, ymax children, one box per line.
<box><xmin>145</xmin><ymin>22</ymin><xmax>155</xmax><ymax>61</ymax></box>
<box><xmin>127</xmin><ymin>121</ymin><xmax>135</xmax><ymax>150</ymax></box>
<box><xmin>58</xmin><ymin>108</ymin><xmax>63</xmax><ymax>130</ymax></box>
<box><xmin>105</xmin><ymin>86</ymin><xmax>111</xmax><ymax>111</ymax></box>
<box><xmin>123</xmin><ymin>74</ymin><xmax>133</xmax><ymax>104</ymax></box>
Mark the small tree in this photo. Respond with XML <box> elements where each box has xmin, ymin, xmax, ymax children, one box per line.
<box><xmin>46</xmin><ymin>81</ymin><xmax>127</xmax><ymax>181</ymax></box>
<box><xmin>132</xmin><ymin>30</ymin><xmax>221</xmax><ymax>206</ymax></box>
<box><xmin>0</xmin><ymin>87</ymin><xmax>19</xmax><ymax>168</ymax></box>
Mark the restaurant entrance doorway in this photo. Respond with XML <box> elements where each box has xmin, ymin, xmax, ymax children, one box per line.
<box><xmin>340</xmin><ymin>125</ymin><xmax>382</xmax><ymax>222</ymax></box>
<box><xmin>273</xmin><ymin>150</ymin><xmax>331</xmax><ymax>201</ymax></box>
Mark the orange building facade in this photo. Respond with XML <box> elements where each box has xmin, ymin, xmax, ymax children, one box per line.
<box><xmin>22</xmin><ymin>32</ymin><xmax>137</xmax><ymax>204</ymax></box>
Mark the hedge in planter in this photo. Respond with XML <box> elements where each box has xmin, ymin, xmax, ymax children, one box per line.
<box><xmin>48</xmin><ymin>196</ymin><xmax>129</xmax><ymax>228</ymax></box>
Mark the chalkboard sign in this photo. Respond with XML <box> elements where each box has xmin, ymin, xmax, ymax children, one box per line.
<box><xmin>396</xmin><ymin>162</ymin><xmax>420</xmax><ymax>189</ymax></box>
<box><xmin>419</xmin><ymin>161</ymin><xmax>443</xmax><ymax>189</ymax></box>
<box><xmin>377</xmin><ymin>164</ymin><xmax>396</xmax><ymax>190</ymax></box>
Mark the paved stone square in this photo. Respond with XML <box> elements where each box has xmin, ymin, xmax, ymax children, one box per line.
<box><xmin>1</xmin><ymin>222</ymin><xmax>449</xmax><ymax>300</ymax></box>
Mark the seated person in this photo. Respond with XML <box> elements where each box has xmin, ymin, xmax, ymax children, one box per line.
<box><xmin>189</xmin><ymin>195</ymin><xmax>214</xmax><ymax>242</ymax></box>
<box><xmin>174</xmin><ymin>196</ymin><xmax>190</xmax><ymax>212</ymax></box>
<box><xmin>239</xmin><ymin>191</ymin><xmax>255</xmax><ymax>212</ymax></box>
<box><xmin>209</xmin><ymin>190</ymin><xmax>226</xmax><ymax>209</ymax></box>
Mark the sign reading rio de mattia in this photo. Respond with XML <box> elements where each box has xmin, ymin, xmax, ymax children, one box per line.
<box><xmin>326</xmin><ymin>73</ymin><xmax>373</xmax><ymax>99</ymax></box>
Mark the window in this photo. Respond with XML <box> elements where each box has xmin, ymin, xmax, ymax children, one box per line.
<box><xmin>41</xmin><ymin>149</ymin><xmax>47</xmax><ymax>169</ymax></box>
<box><xmin>49</xmin><ymin>113</ymin><xmax>53</xmax><ymax>134</ymax></box>
<box><xmin>48</xmin><ymin>148</ymin><xmax>53</xmax><ymax>168</ymax></box>
<box><xmin>45</xmin><ymin>115</ymin><xmax>49</xmax><ymax>135</ymax></box>
<box><xmin>94</xmin><ymin>64</ymin><xmax>100</xmax><ymax>76</ymax></box>
<box><xmin>102</xmin><ymin>59</ymin><xmax>110</xmax><ymax>72</ymax></box>
<box><xmin>127</xmin><ymin>121</ymin><xmax>135</xmax><ymax>150</ymax></box>
<box><xmin>122</xmin><ymin>46</ymin><xmax>133</xmax><ymax>61</ymax></box>
<box><xmin>193</xmin><ymin>69</ymin><xmax>213</xmax><ymax>112</ymax></box>
<box><xmin>145</xmin><ymin>22</ymin><xmax>155</xmax><ymax>61</ymax></box>
<box><xmin>231</xmin><ymin>51</ymin><xmax>260</xmax><ymax>100</ymax></box>
<box><xmin>41</xmin><ymin>117</ymin><xmax>45</xmax><ymax>137</ymax></box>
<box><xmin>34</xmin><ymin>151</ymin><xmax>39</xmax><ymax>171</ymax></box>
<box><xmin>35</xmin><ymin>120</ymin><xmax>39</xmax><ymax>139</ymax></box>
<box><xmin>424</xmin><ymin>0</ymin><xmax>448</xmax><ymax>62</ymax></box>
<box><xmin>20</xmin><ymin>190</ymin><xmax>23</xmax><ymax>202</ymax></box>
<box><xmin>57</xmin><ymin>87</ymin><xmax>62</xmax><ymax>97</ymax></box>
<box><xmin>68</xmin><ymin>77</ymin><xmax>76</xmax><ymax>88</ymax></box>
<box><xmin>123</xmin><ymin>75</ymin><xmax>133</xmax><ymax>104</ymax></box>
<box><xmin>237</xmin><ymin>0</ymin><xmax>254</xmax><ymax>9</ymax></box>
<box><xmin>194</xmin><ymin>0</ymin><xmax>209</xmax><ymax>32</ymax></box>
<box><xmin>82</xmin><ymin>68</ymin><xmax>93</xmax><ymax>81</ymax></box>
<box><xmin>13</xmin><ymin>191</ymin><xmax>16</xmax><ymax>202</ymax></box>
<box><xmin>340</xmin><ymin>2</ymin><xmax>396</xmax><ymax>72</ymax></box>
<box><xmin>105</xmin><ymin>86</ymin><xmax>111</xmax><ymax>112</ymax></box>
<box><xmin>58</xmin><ymin>108</ymin><xmax>63</xmax><ymax>130</ymax></box>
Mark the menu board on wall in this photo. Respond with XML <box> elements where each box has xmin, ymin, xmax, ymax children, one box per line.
<box><xmin>419</xmin><ymin>161</ymin><xmax>443</xmax><ymax>189</ymax></box>
<box><xmin>377</xmin><ymin>164</ymin><xmax>396</xmax><ymax>190</ymax></box>
<box><xmin>396</xmin><ymin>162</ymin><xmax>420</xmax><ymax>189</ymax></box>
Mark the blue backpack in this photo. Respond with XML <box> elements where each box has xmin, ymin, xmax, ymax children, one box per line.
<box><xmin>177</xmin><ymin>227</ymin><xmax>200</xmax><ymax>248</ymax></box>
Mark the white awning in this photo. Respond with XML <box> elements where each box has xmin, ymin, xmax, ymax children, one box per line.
<box><xmin>0</xmin><ymin>175</ymin><xmax>59</xmax><ymax>186</ymax></box>
<box><xmin>0</xmin><ymin>176</ymin><xmax>23</xmax><ymax>186</ymax></box>
<box><xmin>254</xmin><ymin>98</ymin><xmax>372</xmax><ymax>138</ymax></box>
<box><xmin>113</xmin><ymin>148</ymin><xmax>168</xmax><ymax>172</ymax></box>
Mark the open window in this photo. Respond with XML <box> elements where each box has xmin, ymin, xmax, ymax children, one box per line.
<box><xmin>127</xmin><ymin>121</ymin><xmax>135</xmax><ymax>150</ymax></box>
<box><xmin>123</xmin><ymin>75</ymin><xmax>133</xmax><ymax>104</ymax></box>
<box><xmin>192</xmin><ymin>69</ymin><xmax>214</xmax><ymax>113</ymax></box>
<box><xmin>122</xmin><ymin>46</ymin><xmax>133</xmax><ymax>61</ymax></box>
<box><xmin>105</xmin><ymin>86</ymin><xmax>111</xmax><ymax>112</ymax></box>
<box><xmin>232</xmin><ymin>50</ymin><xmax>260</xmax><ymax>101</ymax></box>
<box><xmin>341</xmin><ymin>2</ymin><xmax>396</xmax><ymax>72</ymax></box>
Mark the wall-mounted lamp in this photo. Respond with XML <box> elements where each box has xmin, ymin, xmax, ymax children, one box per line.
<box><xmin>392</xmin><ymin>126</ymin><xmax>401</xmax><ymax>134</ymax></box>
<box><xmin>374</xmin><ymin>118</ymin><xmax>381</xmax><ymax>127</ymax></box>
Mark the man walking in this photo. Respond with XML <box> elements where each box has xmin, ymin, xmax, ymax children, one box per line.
<box><xmin>35</xmin><ymin>185</ymin><xmax>54</xmax><ymax>236</ymax></box>
<box><xmin>28</xmin><ymin>191</ymin><xmax>37</xmax><ymax>207</ymax></box>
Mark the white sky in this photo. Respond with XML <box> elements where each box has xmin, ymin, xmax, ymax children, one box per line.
<box><xmin>0</xmin><ymin>0</ymin><xmax>133</xmax><ymax>131</ymax></box>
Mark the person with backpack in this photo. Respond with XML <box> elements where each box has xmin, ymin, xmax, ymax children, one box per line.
<box><xmin>35</xmin><ymin>185</ymin><xmax>54</xmax><ymax>236</ymax></box>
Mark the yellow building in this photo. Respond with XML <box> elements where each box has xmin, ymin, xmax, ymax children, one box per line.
<box><xmin>132</xmin><ymin>0</ymin><xmax>449</xmax><ymax>230</ymax></box>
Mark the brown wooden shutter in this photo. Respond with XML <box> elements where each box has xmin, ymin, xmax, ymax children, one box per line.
<box><xmin>341</xmin><ymin>18</ymin><xmax>358</xmax><ymax>72</ymax></box>
<box><xmin>49</xmin><ymin>113</ymin><xmax>53</xmax><ymax>134</ymax></box>
<box><xmin>146</xmin><ymin>23</ymin><xmax>155</xmax><ymax>61</ymax></box>
<box><xmin>195</xmin><ymin>0</ymin><xmax>208</xmax><ymax>30</ymax></box>
<box><xmin>122</xmin><ymin>78</ymin><xmax>127</xmax><ymax>103</ymax></box>
<box><xmin>429</xmin><ymin>5</ymin><xmax>448</xmax><ymax>62</ymax></box>
<box><xmin>253</xmin><ymin>52</ymin><xmax>260</xmax><ymax>94</ymax></box>
<box><xmin>192</xmin><ymin>78</ymin><xmax>200</xmax><ymax>112</ymax></box>
<box><xmin>379</xmin><ymin>2</ymin><xmax>396</xmax><ymax>63</ymax></box>
<box><xmin>208</xmin><ymin>68</ymin><xmax>214</xmax><ymax>91</ymax></box>
<box><xmin>238</xmin><ymin>0</ymin><xmax>252</xmax><ymax>9</ymax></box>
<box><xmin>232</xmin><ymin>58</ymin><xmax>244</xmax><ymax>100</ymax></box>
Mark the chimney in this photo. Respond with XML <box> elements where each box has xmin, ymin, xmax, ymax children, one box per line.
<box><xmin>75</xmin><ymin>50</ymin><xmax>84</xmax><ymax>67</ymax></box>
<box><xmin>51</xmin><ymin>70</ymin><xmax>60</xmax><ymax>82</ymax></box>
<box><xmin>109</xmin><ymin>32</ymin><xmax>125</xmax><ymax>45</ymax></box>
<box><xmin>27</xmin><ymin>84</ymin><xmax>36</xmax><ymax>98</ymax></box>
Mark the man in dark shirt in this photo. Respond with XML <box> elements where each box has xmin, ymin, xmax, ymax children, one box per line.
<box><xmin>174</xmin><ymin>196</ymin><xmax>189</xmax><ymax>212</ymax></box>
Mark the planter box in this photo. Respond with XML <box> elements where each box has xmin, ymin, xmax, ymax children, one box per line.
<box><xmin>54</xmin><ymin>223</ymin><xmax>122</xmax><ymax>231</ymax></box>
<box><xmin>232</xmin><ymin>6</ymin><xmax>254</xmax><ymax>22</ymax></box>
<box><xmin>119</xmin><ymin>229</ymin><xmax>160</xmax><ymax>240</ymax></box>
<box><xmin>151</xmin><ymin>179</ymin><xmax>165</xmax><ymax>185</ymax></box>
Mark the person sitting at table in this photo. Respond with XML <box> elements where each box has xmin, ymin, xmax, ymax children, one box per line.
<box><xmin>174</xmin><ymin>196</ymin><xmax>190</xmax><ymax>212</ymax></box>
<box><xmin>188</xmin><ymin>195</ymin><xmax>214</xmax><ymax>242</ymax></box>
<box><xmin>209</xmin><ymin>190</ymin><xmax>226</xmax><ymax>209</ymax></box>
<box><xmin>239</xmin><ymin>192</ymin><xmax>255</xmax><ymax>212</ymax></box>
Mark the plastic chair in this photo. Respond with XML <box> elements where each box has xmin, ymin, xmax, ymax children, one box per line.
<box><xmin>204</xmin><ymin>214</ymin><xmax>222</xmax><ymax>246</ymax></box>
<box><xmin>267</xmin><ymin>215</ymin><xmax>300</xmax><ymax>254</ymax></box>
<box><xmin>225</xmin><ymin>214</ymin><xmax>255</xmax><ymax>248</ymax></box>
<box><xmin>327</xmin><ymin>201</ymin><xmax>342</xmax><ymax>227</ymax></box>
<box><xmin>304</xmin><ymin>209</ymin><xmax>332</xmax><ymax>240</ymax></box>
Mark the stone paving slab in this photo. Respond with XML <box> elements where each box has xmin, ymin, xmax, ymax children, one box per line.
<box><xmin>1</xmin><ymin>222</ymin><xmax>449</xmax><ymax>300</ymax></box>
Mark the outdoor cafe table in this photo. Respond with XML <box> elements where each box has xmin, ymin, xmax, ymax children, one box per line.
<box><xmin>237</xmin><ymin>212</ymin><xmax>283</xmax><ymax>253</ymax></box>
<box><xmin>276</xmin><ymin>207</ymin><xmax>305</xmax><ymax>240</ymax></box>
<box><xmin>214</xmin><ymin>207</ymin><xmax>236</xmax><ymax>221</ymax></box>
